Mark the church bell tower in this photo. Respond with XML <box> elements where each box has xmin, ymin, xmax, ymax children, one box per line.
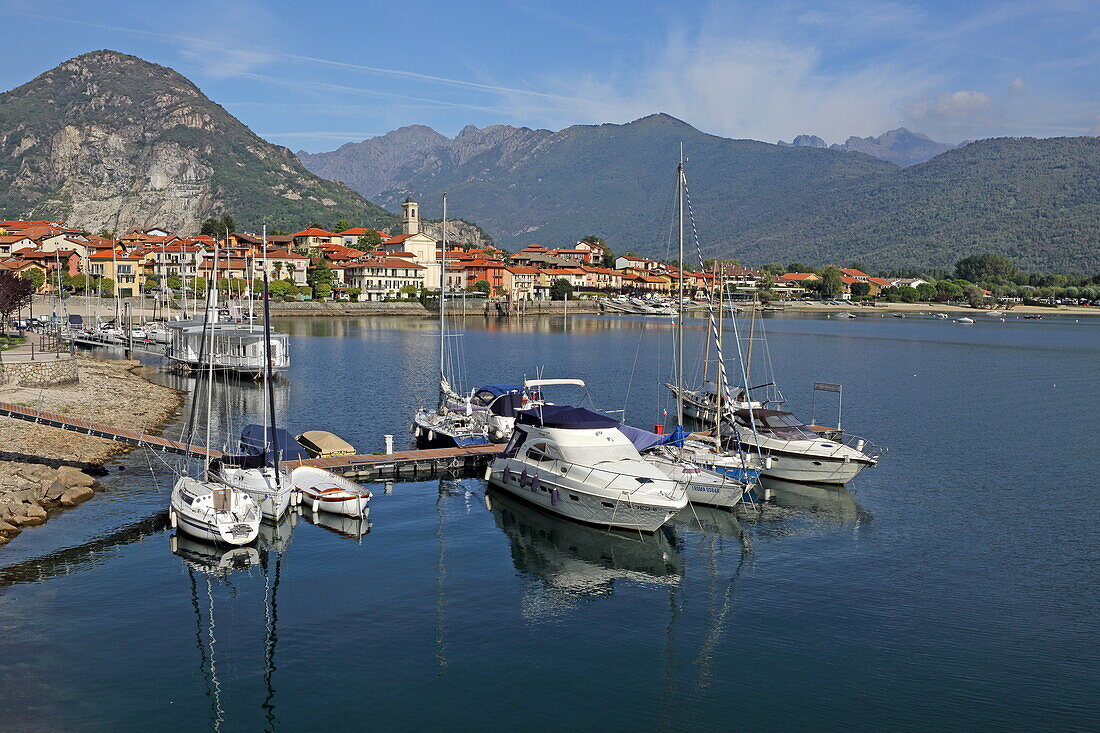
<box><xmin>402</xmin><ymin>197</ymin><xmax>420</xmax><ymax>235</ymax></box>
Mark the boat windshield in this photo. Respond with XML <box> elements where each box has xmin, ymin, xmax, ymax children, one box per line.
<box><xmin>739</xmin><ymin>410</ymin><xmax>819</xmax><ymax>440</ymax></box>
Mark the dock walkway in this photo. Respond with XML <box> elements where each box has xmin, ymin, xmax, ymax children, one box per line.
<box><xmin>0</xmin><ymin>399</ymin><xmax>501</xmax><ymax>480</ymax></box>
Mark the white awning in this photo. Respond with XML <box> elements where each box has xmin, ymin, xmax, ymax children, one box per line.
<box><xmin>523</xmin><ymin>378</ymin><xmax>586</xmax><ymax>388</ymax></box>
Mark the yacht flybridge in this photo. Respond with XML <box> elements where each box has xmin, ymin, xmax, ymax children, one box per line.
<box><xmin>487</xmin><ymin>405</ymin><xmax>688</xmax><ymax>532</ymax></box>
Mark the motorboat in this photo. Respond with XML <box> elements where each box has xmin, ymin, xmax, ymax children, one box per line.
<box><xmin>210</xmin><ymin>425</ymin><xmax>303</xmax><ymax>521</ymax></box>
<box><xmin>934</xmin><ymin>312</ymin><xmax>949</xmax><ymax>319</ymax></box>
<box><xmin>291</xmin><ymin>465</ymin><xmax>371</xmax><ymax>518</ymax></box>
<box><xmin>957</xmin><ymin>317</ymin><xmax>975</xmax><ymax>324</ymax></box>
<box><xmin>834</xmin><ymin>312</ymin><xmax>857</xmax><ymax>319</ymax></box>
<box><xmin>486</xmin><ymin>405</ymin><xmax>688</xmax><ymax>532</ymax></box>
<box><xmin>470</xmin><ymin>378</ymin><xmax>582</xmax><ymax>443</ymax></box>
<box><xmin>727</xmin><ymin>408</ymin><xmax>880</xmax><ymax>484</ymax></box>
<box><xmin>170</xmin><ymin>475</ymin><xmax>261</xmax><ymax>545</ymax></box>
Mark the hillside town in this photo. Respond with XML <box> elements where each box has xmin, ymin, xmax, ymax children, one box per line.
<box><xmin>0</xmin><ymin>198</ymin><xmax>961</xmax><ymax>305</ymax></box>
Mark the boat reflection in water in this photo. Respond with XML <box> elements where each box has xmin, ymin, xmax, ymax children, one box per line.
<box><xmin>169</xmin><ymin>512</ymin><xmax>297</xmax><ymax>732</ymax></box>
<box><xmin>486</xmin><ymin>488</ymin><xmax>684</xmax><ymax>610</ymax></box>
<box><xmin>758</xmin><ymin>477</ymin><xmax>870</xmax><ymax>529</ymax></box>
<box><xmin>300</xmin><ymin>506</ymin><xmax>373</xmax><ymax>541</ymax></box>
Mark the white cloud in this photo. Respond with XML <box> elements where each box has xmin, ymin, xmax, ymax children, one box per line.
<box><xmin>1010</xmin><ymin>77</ymin><xmax>1027</xmax><ymax>94</ymax></box>
<box><xmin>500</xmin><ymin>26</ymin><xmax>939</xmax><ymax>144</ymax></box>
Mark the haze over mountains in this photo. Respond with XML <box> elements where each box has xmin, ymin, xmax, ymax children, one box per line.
<box><xmin>301</xmin><ymin>117</ymin><xmax>1100</xmax><ymax>272</ymax></box>
<box><xmin>0</xmin><ymin>51</ymin><xmax>398</xmax><ymax>235</ymax></box>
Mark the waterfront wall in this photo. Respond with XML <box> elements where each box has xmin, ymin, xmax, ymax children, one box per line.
<box><xmin>0</xmin><ymin>356</ymin><xmax>79</xmax><ymax>387</ymax></box>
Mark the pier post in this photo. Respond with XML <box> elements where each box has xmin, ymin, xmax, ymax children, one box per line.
<box><xmin>384</xmin><ymin>434</ymin><xmax>393</xmax><ymax>454</ymax></box>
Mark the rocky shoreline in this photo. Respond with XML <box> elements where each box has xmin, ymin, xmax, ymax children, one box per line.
<box><xmin>0</xmin><ymin>357</ymin><xmax>184</xmax><ymax>547</ymax></box>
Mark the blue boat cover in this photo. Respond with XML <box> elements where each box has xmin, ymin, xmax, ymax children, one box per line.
<box><xmin>516</xmin><ymin>405</ymin><xmax>619</xmax><ymax>429</ymax></box>
<box><xmin>617</xmin><ymin>424</ymin><xmax>687</xmax><ymax>451</ymax></box>
<box><xmin>239</xmin><ymin>424</ymin><xmax>310</xmax><ymax>462</ymax></box>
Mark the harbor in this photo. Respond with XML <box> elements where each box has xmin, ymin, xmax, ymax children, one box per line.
<box><xmin>1</xmin><ymin>310</ymin><xmax>1097</xmax><ymax>729</ymax></box>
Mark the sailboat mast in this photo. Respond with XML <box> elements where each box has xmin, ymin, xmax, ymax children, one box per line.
<box><xmin>262</xmin><ymin>225</ymin><xmax>269</xmax><ymax>460</ymax></box>
<box><xmin>263</xmin><ymin>271</ymin><xmax>281</xmax><ymax>489</ymax></box>
<box><xmin>676</xmin><ymin>146</ymin><xmax>685</xmax><ymax>428</ymax></box>
<box><xmin>715</xmin><ymin>262</ymin><xmax>723</xmax><ymax>445</ymax></box>
<box><xmin>439</xmin><ymin>193</ymin><xmax>447</xmax><ymax>409</ymax></box>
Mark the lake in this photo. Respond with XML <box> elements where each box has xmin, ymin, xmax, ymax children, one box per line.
<box><xmin>2</xmin><ymin>311</ymin><xmax>1098</xmax><ymax>731</ymax></box>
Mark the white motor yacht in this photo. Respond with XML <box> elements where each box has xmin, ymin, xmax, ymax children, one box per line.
<box><xmin>729</xmin><ymin>408</ymin><xmax>880</xmax><ymax>484</ymax></box>
<box><xmin>170</xmin><ymin>475</ymin><xmax>261</xmax><ymax>545</ymax></box>
<box><xmin>487</xmin><ymin>405</ymin><xmax>688</xmax><ymax>532</ymax></box>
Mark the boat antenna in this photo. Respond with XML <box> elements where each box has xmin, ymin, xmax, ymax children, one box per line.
<box><xmin>263</xmin><ymin>270</ymin><xmax>282</xmax><ymax>489</ymax></box>
<box><xmin>676</xmin><ymin>144</ymin><xmax>685</xmax><ymax>429</ymax></box>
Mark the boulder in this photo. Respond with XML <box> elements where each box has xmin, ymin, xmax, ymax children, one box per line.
<box><xmin>15</xmin><ymin>464</ymin><xmax>54</xmax><ymax>484</ymax></box>
<box><xmin>56</xmin><ymin>466</ymin><xmax>97</xmax><ymax>489</ymax></box>
<box><xmin>0</xmin><ymin>517</ymin><xmax>20</xmax><ymax>537</ymax></box>
<box><xmin>11</xmin><ymin>502</ymin><xmax>47</xmax><ymax>525</ymax></box>
<box><xmin>59</xmin><ymin>485</ymin><xmax>94</xmax><ymax>507</ymax></box>
<box><xmin>43</xmin><ymin>479</ymin><xmax>69</xmax><ymax>504</ymax></box>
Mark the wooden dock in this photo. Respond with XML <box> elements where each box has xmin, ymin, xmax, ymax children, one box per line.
<box><xmin>285</xmin><ymin>444</ymin><xmax>504</xmax><ymax>483</ymax></box>
<box><xmin>0</xmin><ymin>399</ymin><xmax>500</xmax><ymax>481</ymax></box>
<box><xmin>0</xmin><ymin>400</ymin><xmax>223</xmax><ymax>458</ymax></box>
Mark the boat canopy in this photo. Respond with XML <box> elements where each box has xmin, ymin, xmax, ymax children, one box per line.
<box><xmin>617</xmin><ymin>424</ymin><xmax>686</xmax><ymax>451</ymax></box>
<box><xmin>517</xmin><ymin>405</ymin><xmax>618</xmax><ymax>430</ymax></box>
<box><xmin>239</xmin><ymin>424</ymin><xmax>310</xmax><ymax>462</ymax></box>
<box><xmin>296</xmin><ymin>430</ymin><xmax>356</xmax><ymax>457</ymax></box>
<box><xmin>473</xmin><ymin>385</ymin><xmax>528</xmax><ymax>417</ymax></box>
<box><xmin>67</xmin><ymin>314</ymin><xmax>83</xmax><ymax>325</ymax></box>
<box><xmin>473</xmin><ymin>384</ymin><xmax>523</xmax><ymax>399</ymax></box>
<box><xmin>523</xmin><ymin>378</ymin><xmax>586</xmax><ymax>389</ymax></box>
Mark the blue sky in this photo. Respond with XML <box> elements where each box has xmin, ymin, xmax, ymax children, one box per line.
<box><xmin>1</xmin><ymin>0</ymin><xmax>1098</xmax><ymax>151</ymax></box>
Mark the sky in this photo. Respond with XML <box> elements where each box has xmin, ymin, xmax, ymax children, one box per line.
<box><xmin>1</xmin><ymin>0</ymin><xmax>1098</xmax><ymax>152</ymax></box>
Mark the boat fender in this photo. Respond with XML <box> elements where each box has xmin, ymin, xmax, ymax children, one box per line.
<box><xmin>502</xmin><ymin>465</ymin><xmax>511</xmax><ymax>484</ymax></box>
<box><xmin>168</xmin><ymin>509</ymin><xmax>177</xmax><ymax>529</ymax></box>
<box><xmin>483</xmin><ymin>465</ymin><xmax>493</xmax><ymax>481</ymax></box>
<box><xmin>764</xmin><ymin>456</ymin><xmax>774</xmax><ymax>469</ymax></box>
<box><xmin>312</xmin><ymin>500</ymin><xmax>320</xmax><ymax>514</ymax></box>
<box><xmin>427</xmin><ymin>430</ymin><xmax>435</xmax><ymax>442</ymax></box>
<box><xmin>169</xmin><ymin>534</ymin><xmax>178</xmax><ymax>553</ymax></box>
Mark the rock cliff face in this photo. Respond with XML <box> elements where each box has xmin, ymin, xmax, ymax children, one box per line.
<box><xmin>0</xmin><ymin>51</ymin><xmax>398</xmax><ymax>234</ymax></box>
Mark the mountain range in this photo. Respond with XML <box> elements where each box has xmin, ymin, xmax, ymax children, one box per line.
<box><xmin>301</xmin><ymin>117</ymin><xmax>1100</xmax><ymax>272</ymax></box>
<box><xmin>1</xmin><ymin>52</ymin><xmax>1096</xmax><ymax>273</ymax></box>
<box><xmin>778</xmin><ymin>128</ymin><xmax>958</xmax><ymax>167</ymax></box>
<box><xmin>0</xmin><ymin>50</ymin><xmax>398</xmax><ymax>235</ymax></box>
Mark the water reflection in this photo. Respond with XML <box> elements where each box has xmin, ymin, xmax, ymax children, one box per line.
<box><xmin>169</xmin><ymin>512</ymin><xmax>298</xmax><ymax>732</ymax></box>
<box><xmin>299</xmin><ymin>508</ymin><xmax>372</xmax><ymax>541</ymax></box>
<box><xmin>760</xmin><ymin>477</ymin><xmax>869</xmax><ymax>527</ymax></box>
<box><xmin>485</xmin><ymin>488</ymin><xmax>684</xmax><ymax>615</ymax></box>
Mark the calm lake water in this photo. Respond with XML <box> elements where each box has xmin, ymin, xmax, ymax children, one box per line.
<box><xmin>2</xmin><ymin>312</ymin><xmax>1098</xmax><ymax>731</ymax></box>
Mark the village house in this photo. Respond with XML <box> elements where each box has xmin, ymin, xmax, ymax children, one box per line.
<box><xmin>88</xmin><ymin>250</ymin><xmax>150</xmax><ymax>297</ymax></box>
<box><xmin>342</xmin><ymin>256</ymin><xmax>426</xmax><ymax>300</ymax></box>
<box><xmin>263</xmin><ymin>249</ymin><xmax>310</xmax><ymax>285</ymax></box>
<box><xmin>292</xmin><ymin>227</ymin><xmax>343</xmax><ymax>253</ymax></box>
<box><xmin>377</xmin><ymin>198</ymin><xmax>442</xmax><ymax>289</ymax></box>
<box><xmin>503</xmin><ymin>266</ymin><xmax>541</xmax><ymax>301</ymax></box>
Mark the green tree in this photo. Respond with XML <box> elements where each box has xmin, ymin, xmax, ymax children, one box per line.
<box><xmin>357</xmin><ymin>230</ymin><xmax>383</xmax><ymax>250</ymax></box>
<box><xmin>819</xmin><ymin>266</ymin><xmax>843</xmax><ymax>298</ymax></box>
<box><xmin>964</xmin><ymin>284</ymin><xmax>987</xmax><ymax>308</ymax></box>
<box><xmin>97</xmin><ymin>229</ymin><xmax>113</xmax><ymax>239</ymax></box>
<box><xmin>760</xmin><ymin>263</ymin><xmax>786</xmax><ymax>276</ymax></box>
<box><xmin>144</xmin><ymin>278</ymin><xmax>159</xmax><ymax>291</ymax></box>
<box><xmin>314</xmin><ymin>283</ymin><xmax>332</xmax><ymax>301</ymax></box>
<box><xmin>850</xmin><ymin>282</ymin><xmax>871</xmax><ymax>297</ymax></box>
<box><xmin>333</xmin><ymin>219</ymin><xmax>352</xmax><ymax>233</ymax></box>
<box><xmin>268</xmin><ymin>279</ymin><xmax>294</xmax><ymax>298</ymax></box>
<box><xmin>200</xmin><ymin>215</ymin><xmax>236</xmax><ymax>238</ymax></box>
<box><xmin>70</xmin><ymin>273</ymin><xmax>89</xmax><ymax>293</ymax></box>
<box><xmin>954</xmin><ymin>254</ymin><xmax>1018</xmax><ymax>283</ymax></box>
<box><xmin>99</xmin><ymin>277</ymin><xmax>115</xmax><ymax>297</ymax></box>
<box><xmin>308</xmin><ymin>259</ymin><xmax>335</xmax><ymax>298</ymax></box>
<box><xmin>915</xmin><ymin>282</ymin><xmax>938</xmax><ymax>301</ymax></box>
<box><xmin>189</xmin><ymin>276</ymin><xmax>207</xmax><ymax>293</ymax></box>
<box><xmin>345</xmin><ymin>287</ymin><xmax>362</xmax><ymax>301</ymax></box>
<box><xmin>472</xmin><ymin>279</ymin><xmax>491</xmax><ymax>295</ymax></box>
<box><xmin>550</xmin><ymin>278</ymin><xmax>573</xmax><ymax>300</ymax></box>
<box><xmin>166</xmin><ymin>276</ymin><xmax>183</xmax><ymax>290</ymax></box>
<box><xmin>20</xmin><ymin>268</ymin><xmax>45</xmax><ymax>292</ymax></box>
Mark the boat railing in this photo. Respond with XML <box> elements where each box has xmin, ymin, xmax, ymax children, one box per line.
<box><xmin>752</xmin><ymin>430</ymin><xmax>884</xmax><ymax>463</ymax></box>
<box><xmin>532</xmin><ymin>456</ymin><xmax>687</xmax><ymax>501</ymax></box>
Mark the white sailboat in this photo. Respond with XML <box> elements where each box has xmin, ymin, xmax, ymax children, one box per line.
<box><xmin>412</xmin><ymin>193</ymin><xmax>491</xmax><ymax>448</ymax></box>
<box><xmin>170</xmin><ymin>270</ymin><xmax>260</xmax><ymax>546</ymax></box>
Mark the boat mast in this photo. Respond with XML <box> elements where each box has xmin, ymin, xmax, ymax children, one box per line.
<box><xmin>438</xmin><ymin>193</ymin><xmax>447</xmax><ymax>409</ymax></box>
<box><xmin>715</xmin><ymin>261</ymin><xmax>723</xmax><ymax>445</ymax></box>
<box><xmin>262</xmin><ymin>225</ymin><xmax>269</xmax><ymax>458</ymax></box>
<box><xmin>263</xmin><ymin>270</ymin><xmax>281</xmax><ymax>489</ymax></box>
<box><xmin>676</xmin><ymin>145</ymin><xmax>685</xmax><ymax>429</ymax></box>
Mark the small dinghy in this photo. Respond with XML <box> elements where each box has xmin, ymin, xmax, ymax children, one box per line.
<box><xmin>291</xmin><ymin>466</ymin><xmax>371</xmax><ymax>518</ymax></box>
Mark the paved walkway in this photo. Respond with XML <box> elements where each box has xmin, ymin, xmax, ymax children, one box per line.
<box><xmin>0</xmin><ymin>332</ymin><xmax>73</xmax><ymax>363</ymax></box>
